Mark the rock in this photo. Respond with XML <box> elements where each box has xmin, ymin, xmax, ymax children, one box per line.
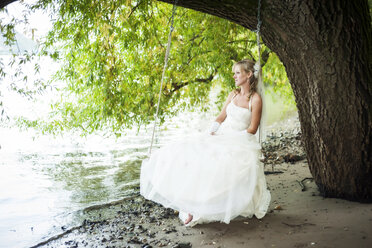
<box><xmin>274</xmin><ymin>205</ymin><xmax>283</xmax><ymax>210</ymax></box>
<box><xmin>283</xmin><ymin>153</ymin><xmax>304</xmax><ymax>163</ymax></box>
<box><xmin>64</xmin><ymin>240</ymin><xmax>75</xmax><ymax>245</ymax></box>
<box><xmin>128</xmin><ymin>236</ymin><xmax>142</xmax><ymax>244</ymax></box>
<box><xmin>162</xmin><ymin>226</ymin><xmax>177</xmax><ymax>234</ymax></box>
<box><xmin>173</xmin><ymin>242</ymin><xmax>192</xmax><ymax>248</ymax></box>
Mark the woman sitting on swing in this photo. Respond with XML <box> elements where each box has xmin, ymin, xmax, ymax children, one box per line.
<box><xmin>140</xmin><ymin>59</ymin><xmax>271</xmax><ymax>226</ymax></box>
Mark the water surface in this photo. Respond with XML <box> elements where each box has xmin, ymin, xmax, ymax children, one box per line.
<box><xmin>0</xmin><ymin>111</ymin><xmax>212</xmax><ymax>248</ymax></box>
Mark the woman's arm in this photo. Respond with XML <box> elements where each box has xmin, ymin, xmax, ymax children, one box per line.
<box><xmin>246</xmin><ymin>93</ymin><xmax>262</xmax><ymax>135</ymax></box>
<box><xmin>210</xmin><ymin>91</ymin><xmax>235</xmax><ymax>135</ymax></box>
<box><xmin>215</xmin><ymin>91</ymin><xmax>236</xmax><ymax>123</ymax></box>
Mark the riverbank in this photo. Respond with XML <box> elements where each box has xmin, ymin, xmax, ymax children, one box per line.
<box><xmin>34</xmin><ymin>115</ymin><xmax>372</xmax><ymax>248</ymax></box>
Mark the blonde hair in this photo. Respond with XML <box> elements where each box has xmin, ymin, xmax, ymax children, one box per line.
<box><xmin>232</xmin><ymin>59</ymin><xmax>258</xmax><ymax>100</ymax></box>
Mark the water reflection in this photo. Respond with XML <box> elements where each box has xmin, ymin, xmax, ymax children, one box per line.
<box><xmin>0</xmin><ymin>111</ymin><xmax>202</xmax><ymax>248</ymax></box>
<box><xmin>0</xmin><ymin>126</ymin><xmax>156</xmax><ymax>247</ymax></box>
<box><xmin>40</xmin><ymin>147</ymin><xmax>147</xmax><ymax>206</ymax></box>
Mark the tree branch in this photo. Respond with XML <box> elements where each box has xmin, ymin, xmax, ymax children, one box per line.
<box><xmin>227</xmin><ymin>39</ymin><xmax>256</xmax><ymax>44</ymax></box>
<box><xmin>157</xmin><ymin>0</ymin><xmax>259</xmax><ymax>31</ymax></box>
<box><xmin>127</xmin><ymin>0</ymin><xmax>145</xmax><ymax>18</ymax></box>
<box><xmin>170</xmin><ymin>68</ymin><xmax>217</xmax><ymax>93</ymax></box>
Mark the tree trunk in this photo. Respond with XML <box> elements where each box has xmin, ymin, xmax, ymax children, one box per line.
<box><xmin>0</xmin><ymin>0</ymin><xmax>17</xmax><ymax>9</ymax></box>
<box><xmin>159</xmin><ymin>0</ymin><xmax>372</xmax><ymax>202</ymax></box>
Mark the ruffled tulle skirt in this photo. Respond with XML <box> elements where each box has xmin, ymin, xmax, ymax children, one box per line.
<box><xmin>140</xmin><ymin>130</ymin><xmax>271</xmax><ymax>225</ymax></box>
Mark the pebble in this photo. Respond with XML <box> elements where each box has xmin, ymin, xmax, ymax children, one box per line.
<box><xmin>173</xmin><ymin>242</ymin><xmax>192</xmax><ymax>248</ymax></box>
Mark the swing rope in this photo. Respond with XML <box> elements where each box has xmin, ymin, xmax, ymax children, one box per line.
<box><xmin>256</xmin><ymin>0</ymin><xmax>262</xmax><ymax>66</ymax></box>
<box><xmin>255</xmin><ymin>0</ymin><xmax>265</xmax><ymax>145</ymax></box>
<box><xmin>149</xmin><ymin>0</ymin><xmax>262</xmax><ymax>154</ymax></box>
<box><xmin>149</xmin><ymin>0</ymin><xmax>178</xmax><ymax>155</ymax></box>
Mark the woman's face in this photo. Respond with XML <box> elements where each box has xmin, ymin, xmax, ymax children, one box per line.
<box><xmin>233</xmin><ymin>66</ymin><xmax>250</xmax><ymax>87</ymax></box>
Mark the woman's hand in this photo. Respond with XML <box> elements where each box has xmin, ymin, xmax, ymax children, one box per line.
<box><xmin>209</xmin><ymin>122</ymin><xmax>220</xmax><ymax>135</ymax></box>
<box><xmin>241</xmin><ymin>130</ymin><xmax>253</xmax><ymax>136</ymax></box>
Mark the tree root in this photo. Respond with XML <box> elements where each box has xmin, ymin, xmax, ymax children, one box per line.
<box><xmin>297</xmin><ymin>177</ymin><xmax>314</xmax><ymax>191</ymax></box>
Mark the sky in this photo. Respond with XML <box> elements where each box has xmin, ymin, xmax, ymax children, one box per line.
<box><xmin>1</xmin><ymin>0</ymin><xmax>53</xmax><ymax>41</ymax></box>
<box><xmin>0</xmin><ymin>0</ymin><xmax>58</xmax><ymax>120</ymax></box>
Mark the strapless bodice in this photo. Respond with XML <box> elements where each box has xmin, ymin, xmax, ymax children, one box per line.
<box><xmin>219</xmin><ymin>101</ymin><xmax>252</xmax><ymax>132</ymax></box>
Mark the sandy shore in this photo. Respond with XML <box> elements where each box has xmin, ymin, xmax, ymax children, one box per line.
<box><xmin>35</xmin><ymin>115</ymin><xmax>372</xmax><ymax>248</ymax></box>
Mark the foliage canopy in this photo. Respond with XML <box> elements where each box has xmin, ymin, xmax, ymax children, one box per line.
<box><xmin>1</xmin><ymin>0</ymin><xmax>293</xmax><ymax>134</ymax></box>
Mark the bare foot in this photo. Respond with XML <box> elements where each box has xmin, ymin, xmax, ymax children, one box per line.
<box><xmin>184</xmin><ymin>213</ymin><xmax>193</xmax><ymax>225</ymax></box>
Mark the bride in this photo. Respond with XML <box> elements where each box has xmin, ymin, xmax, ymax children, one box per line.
<box><xmin>140</xmin><ymin>59</ymin><xmax>271</xmax><ymax>226</ymax></box>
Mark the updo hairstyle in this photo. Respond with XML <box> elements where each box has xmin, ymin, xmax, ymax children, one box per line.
<box><xmin>232</xmin><ymin>59</ymin><xmax>258</xmax><ymax>100</ymax></box>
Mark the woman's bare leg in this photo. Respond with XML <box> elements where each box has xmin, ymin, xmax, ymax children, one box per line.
<box><xmin>184</xmin><ymin>213</ymin><xmax>193</xmax><ymax>225</ymax></box>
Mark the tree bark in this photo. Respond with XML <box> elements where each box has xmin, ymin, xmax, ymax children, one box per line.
<box><xmin>0</xmin><ymin>0</ymin><xmax>16</xmax><ymax>9</ymax></box>
<box><xmin>159</xmin><ymin>0</ymin><xmax>372</xmax><ymax>202</ymax></box>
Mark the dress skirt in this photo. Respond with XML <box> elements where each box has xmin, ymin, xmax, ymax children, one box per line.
<box><xmin>140</xmin><ymin>130</ymin><xmax>271</xmax><ymax>225</ymax></box>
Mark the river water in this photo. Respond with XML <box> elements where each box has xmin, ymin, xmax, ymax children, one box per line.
<box><xmin>0</xmin><ymin>110</ymin><xmax>214</xmax><ymax>248</ymax></box>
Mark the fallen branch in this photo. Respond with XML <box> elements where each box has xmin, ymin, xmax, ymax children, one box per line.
<box><xmin>264</xmin><ymin>171</ymin><xmax>284</xmax><ymax>175</ymax></box>
<box><xmin>29</xmin><ymin>225</ymin><xmax>82</xmax><ymax>248</ymax></box>
<box><xmin>29</xmin><ymin>193</ymin><xmax>139</xmax><ymax>248</ymax></box>
<box><xmin>297</xmin><ymin>177</ymin><xmax>314</xmax><ymax>191</ymax></box>
<box><xmin>282</xmin><ymin>222</ymin><xmax>315</xmax><ymax>228</ymax></box>
<box><xmin>82</xmin><ymin>193</ymin><xmax>138</xmax><ymax>212</ymax></box>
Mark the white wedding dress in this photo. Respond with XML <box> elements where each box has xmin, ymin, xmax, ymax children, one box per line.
<box><xmin>140</xmin><ymin>97</ymin><xmax>271</xmax><ymax>225</ymax></box>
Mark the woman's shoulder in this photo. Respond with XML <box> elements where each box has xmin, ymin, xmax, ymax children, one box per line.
<box><xmin>251</xmin><ymin>92</ymin><xmax>262</xmax><ymax>107</ymax></box>
<box><xmin>251</xmin><ymin>92</ymin><xmax>262</xmax><ymax>100</ymax></box>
